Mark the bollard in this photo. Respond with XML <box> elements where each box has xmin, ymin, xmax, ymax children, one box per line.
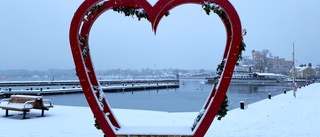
<box><xmin>268</xmin><ymin>93</ymin><xmax>271</xmax><ymax>99</ymax></box>
<box><xmin>240</xmin><ymin>101</ymin><xmax>245</xmax><ymax>110</ymax></box>
<box><xmin>284</xmin><ymin>89</ymin><xmax>286</xmax><ymax>94</ymax></box>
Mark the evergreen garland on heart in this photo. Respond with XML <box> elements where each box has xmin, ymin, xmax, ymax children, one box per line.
<box><xmin>112</xmin><ymin>6</ymin><xmax>170</xmax><ymax>21</ymax></box>
<box><xmin>94</xmin><ymin>118</ymin><xmax>101</xmax><ymax>130</ymax></box>
<box><xmin>112</xmin><ymin>7</ymin><xmax>150</xmax><ymax>21</ymax></box>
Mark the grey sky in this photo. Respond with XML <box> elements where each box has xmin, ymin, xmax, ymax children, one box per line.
<box><xmin>1</xmin><ymin>0</ymin><xmax>319</xmax><ymax>70</ymax></box>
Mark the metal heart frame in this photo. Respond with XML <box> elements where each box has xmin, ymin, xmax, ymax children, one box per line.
<box><xmin>69</xmin><ymin>0</ymin><xmax>242</xmax><ymax>136</ymax></box>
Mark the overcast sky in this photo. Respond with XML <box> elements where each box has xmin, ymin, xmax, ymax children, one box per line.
<box><xmin>1</xmin><ymin>0</ymin><xmax>319</xmax><ymax>70</ymax></box>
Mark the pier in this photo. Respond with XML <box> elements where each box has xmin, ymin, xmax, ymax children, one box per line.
<box><xmin>0</xmin><ymin>79</ymin><xmax>179</xmax><ymax>97</ymax></box>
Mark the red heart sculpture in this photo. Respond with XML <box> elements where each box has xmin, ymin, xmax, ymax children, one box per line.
<box><xmin>69</xmin><ymin>0</ymin><xmax>242</xmax><ymax>136</ymax></box>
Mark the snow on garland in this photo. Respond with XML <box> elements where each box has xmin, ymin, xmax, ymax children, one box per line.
<box><xmin>113</xmin><ymin>7</ymin><xmax>149</xmax><ymax>21</ymax></box>
<box><xmin>113</xmin><ymin>6</ymin><xmax>170</xmax><ymax>21</ymax></box>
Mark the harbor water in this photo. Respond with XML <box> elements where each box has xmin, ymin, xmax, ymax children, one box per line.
<box><xmin>5</xmin><ymin>78</ymin><xmax>292</xmax><ymax>112</ymax></box>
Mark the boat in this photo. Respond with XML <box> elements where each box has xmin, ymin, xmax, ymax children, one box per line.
<box><xmin>205</xmin><ymin>72</ymin><xmax>286</xmax><ymax>85</ymax></box>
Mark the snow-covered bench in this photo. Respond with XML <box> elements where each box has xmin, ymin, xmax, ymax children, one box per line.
<box><xmin>0</xmin><ymin>95</ymin><xmax>53</xmax><ymax>119</ymax></box>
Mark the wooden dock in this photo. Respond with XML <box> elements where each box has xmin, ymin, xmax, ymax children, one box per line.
<box><xmin>0</xmin><ymin>79</ymin><xmax>179</xmax><ymax>97</ymax></box>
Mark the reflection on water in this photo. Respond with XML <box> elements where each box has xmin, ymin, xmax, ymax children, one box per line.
<box><xmin>228</xmin><ymin>85</ymin><xmax>259</xmax><ymax>94</ymax></box>
<box><xmin>1</xmin><ymin>79</ymin><xmax>293</xmax><ymax>112</ymax></box>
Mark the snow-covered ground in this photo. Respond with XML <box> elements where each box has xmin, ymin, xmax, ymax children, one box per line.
<box><xmin>1</xmin><ymin>83</ymin><xmax>320</xmax><ymax>137</ymax></box>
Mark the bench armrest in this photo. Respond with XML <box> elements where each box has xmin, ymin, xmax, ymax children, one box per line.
<box><xmin>23</xmin><ymin>100</ymin><xmax>36</xmax><ymax>108</ymax></box>
<box><xmin>43</xmin><ymin>99</ymin><xmax>54</xmax><ymax>107</ymax></box>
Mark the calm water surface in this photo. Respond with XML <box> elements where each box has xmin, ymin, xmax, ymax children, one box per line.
<box><xmin>36</xmin><ymin>79</ymin><xmax>292</xmax><ymax>112</ymax></box>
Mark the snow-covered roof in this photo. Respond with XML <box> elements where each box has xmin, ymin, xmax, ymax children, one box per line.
<box><xmin>255</xmin><ymin>72</ymin><xmax>277</xmax><ymax>76</ymax></box>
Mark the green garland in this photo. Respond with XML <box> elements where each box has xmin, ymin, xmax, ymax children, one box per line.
<box><xmin>94</xmin><ymin>118</ymin><xmax>101</xmax><ymax>130</ymax></box>
<box><xmin>112</xmin><ymin>6</ymin><xmax>170</xmax><ymax>21</ymax></box>
<box><xmin>202</xmin><ymin>2</ymin><xmax>227</xmax><ymax>18</ymax></box>
<box><xmin>238</xmin><ymin>29</ymin><xmax>247</xmax><ymax>65</ymax></box>
<box><xmin>113</xmin><ymin>7</ymin><xmax>149</xmax><ymax>21</ymax></box>
<box><xmin>86</xmin><ymin>2</ymin><xmax>104</xmax><ymax>16</ymax></box>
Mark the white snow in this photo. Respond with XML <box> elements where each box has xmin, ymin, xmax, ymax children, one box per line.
<box><xmin>10</xmin><ymin>95</ymin><xmax>42</xmax><ymax>99</ymax></box>
<box><xmin>0</xmin><ymin>103</ymin><xmax>33</xmax><ymax>109</ymax></box>
<box><xmin>1</xmin><ymin>83</ymin><xmax>320</xmax><ymax>137</ymax></box>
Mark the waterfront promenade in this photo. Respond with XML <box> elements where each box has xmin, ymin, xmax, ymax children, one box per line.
<box><xmin>0</xmin><ymin>83</ymin><xmax>319</xmax><ymax>137</ymax></box>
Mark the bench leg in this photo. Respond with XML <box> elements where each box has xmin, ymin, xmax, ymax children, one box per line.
<box><xmin>41</xmin><ymin>109</ymin><xmax>44</xmax><ymax>117</ymax></box>
<box><xmin>4</xmin><ymin>110</ymin><xmax>13</xmax><ymax>117</ymax></box>
<box><xmin>23</xmin><ymin>111</ymin><xmax>26</xmax><ymax>119</ymax></box>
<box><xmin>22</xmin><ymin>110</ymin><xmax>30</xmax><ymax>119</ymax></box>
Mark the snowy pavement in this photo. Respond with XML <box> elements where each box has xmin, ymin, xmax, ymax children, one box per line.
<box><xmin>0</xmin><ymin>83</ymin><xmax>319</xmax><ymax>137</ymax></box>
<box><xmin>207</xmin><ymin>83</ymin><xmax>320</xmax><ymax>137</ymax></box>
